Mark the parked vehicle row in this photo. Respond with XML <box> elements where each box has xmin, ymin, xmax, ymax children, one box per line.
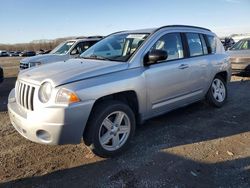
<box><xmin>8</xmin><ymin>25</ymin><xmax>231</xmax><ymax>157</ymax></box>
<box><xmin>9</xmin><ymin>51</ymin><xmax>21</xmax><ymax>57</ymax></box>
<box><xmin>0</xmin><ymin>50</ymin><xmax>36</xmax><ymax>57</ymax></box>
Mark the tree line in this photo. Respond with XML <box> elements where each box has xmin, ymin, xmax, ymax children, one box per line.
<box><xmin>0</xmin><ymin>37</ymin><xmax>74</xmax><ymax>52</ymax></box>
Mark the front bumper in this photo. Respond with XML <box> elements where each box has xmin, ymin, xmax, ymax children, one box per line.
<box><xmin>8</xmin><ymin>89</ymin><xmax>94</xmax><ymax>145</ymax></box>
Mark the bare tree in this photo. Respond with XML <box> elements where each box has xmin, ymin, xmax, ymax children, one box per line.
<box><xmin>0</xmin><ymin>36</ymin><xmax>75</xmax><ymax>52</ymax></box>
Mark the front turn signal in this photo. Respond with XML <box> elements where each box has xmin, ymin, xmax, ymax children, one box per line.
<box><xmin>56</xmin><ymin>88</ymin><xmax>80</xmax><ymax>104</ymax></box>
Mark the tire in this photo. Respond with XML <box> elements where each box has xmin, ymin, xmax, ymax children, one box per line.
<box><xmin>206</xmin><ymin>75</ymin><xmax>227</xmax><ymax>108</ymax></box>
<box><xmin>84</xmin><ymin>100</ymin><xmax>136</xmax><ymax>158</ymax></box>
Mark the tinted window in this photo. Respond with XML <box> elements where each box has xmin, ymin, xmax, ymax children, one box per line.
<box><xmin>151</xmin><ymin>33</ymin><xmax>184</xmax><ymax>61</ymax></box>
<box><xmin>110</xmin><ymin>40</ymin><xmax>122</xmax><ymax>50</ymax></box>
<box><xmin>207</xmin><ymin>35</ymin><xmax>216</xmax><ymax>54</ymax></box>
<box><xmin>95</xmin><ymin>44</ymin><xmax>110</xmax><ymax>51</ymax></box>
<box><xmin>186</xmin><ymin>33</ymin><xmax>203</xmax><ymax>57</ymax></box>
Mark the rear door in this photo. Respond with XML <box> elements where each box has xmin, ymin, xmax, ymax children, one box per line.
<box><xmin>183</xmin><ymin>33</ymin><xmax>210</xmax><ymax>95</ymax></box>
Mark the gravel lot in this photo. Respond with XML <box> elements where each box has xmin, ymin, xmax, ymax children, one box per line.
<box><xmin>0</xmin><ymin>57</ymin><xmax>250</xmax><ymax>187</ymax></box>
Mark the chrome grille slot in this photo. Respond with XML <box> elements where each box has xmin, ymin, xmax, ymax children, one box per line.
<box><xmin>16</xmin><ymin>81</ymin><xmax>35</xmax><ymax>111</ymax></box>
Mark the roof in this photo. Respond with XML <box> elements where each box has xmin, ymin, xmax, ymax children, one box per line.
<box><xmin>118</xmin><ymin>25</ymin><xmax>211</xmax><ymax>35</ymax></box>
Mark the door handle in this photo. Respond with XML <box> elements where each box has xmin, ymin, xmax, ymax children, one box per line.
<box><xmin>178</xmin><ymin>64</ymin><xmax>189</xmax><ymax>69</ymax></box>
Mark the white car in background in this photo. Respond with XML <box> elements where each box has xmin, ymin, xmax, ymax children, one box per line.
<box><xmin>19</xmin><ymin>36</ymin><xmax>103</xmax><ymax>70</ymax></box>
<box><xmin>0</xmin><ymin>50</ymin><xmax>9</xmax><ymax>57</ymax></box>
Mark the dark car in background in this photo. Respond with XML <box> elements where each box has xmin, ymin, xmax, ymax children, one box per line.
<box><xmin>19</xmin><ymin>51</ymin><xmax>36</xmax><ymax>57</ymax></box>
<box><xmin>0</xmin><ymin>66</ymin><xmax>3</xmax><ymax>83</ymax></box>
<box><xmin>227</xmin><ymin>38</ymin><xmax>250</xmax><ymax>75</ymax></box>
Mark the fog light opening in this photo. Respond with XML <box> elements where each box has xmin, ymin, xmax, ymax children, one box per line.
<box><xmin>36</xmin><ymin>130</ymin><xmax>51</xmax><ymax>142</ymax></box>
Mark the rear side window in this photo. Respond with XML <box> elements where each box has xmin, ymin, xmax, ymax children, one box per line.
<box><xmin>151</xmin><ymin>33</ymin><xmax>184</xmax><ymax>61</ymax></box>
<box><xmin>186</xmin><ymin>33</ymin><xmax>203</xmax><ymax>57</ymax></box>
<box><xmin>206</xmin><ymin>35</ymin><xmax>216</xmax><ymax>54</ymax></box>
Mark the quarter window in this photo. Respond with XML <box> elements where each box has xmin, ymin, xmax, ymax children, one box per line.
<box><xmin>206</xmin><ymin>35</ymin><xmax>216</xmax><ymax>54</ymax></box>
<box><xmin>150</xmin><ymin>33</ymin><xmax>184</xmax><ymax>61</ymax></box>
<box><xmin>200</xmin><ymin>34</ymin><xmax>208</xmax><ymax>54</ymax></box>
<box><xmin>186</xmin><ymin>33</ymin><xmax>203</xmax><ymax>57</ymax></box>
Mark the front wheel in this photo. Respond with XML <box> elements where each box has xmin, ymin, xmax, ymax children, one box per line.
<box><xmin>84</xmin><ymin>100</ymin><xmax>136</xmax><ymax>158</ymax></box>
<box><xmin>206</xmin><ymin>75</ymin><xmax>227</xmax><ymax>108</ymax></box>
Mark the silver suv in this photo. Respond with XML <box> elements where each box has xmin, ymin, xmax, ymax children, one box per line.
<box><xmin>8</xmin><ymin>25</ymin><xmax>231</xmax><ymax>157</ymax></box>
<box><xmin>19</xmin><ymin>36</ymin><xmax>102</xmax><ymax>69</ymax></box>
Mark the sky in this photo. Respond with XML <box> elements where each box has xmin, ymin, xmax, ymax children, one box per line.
<box><xmin>0</xmin><ymin>0</ymin><xmax>250</xmax><ymax>44</ymax></box>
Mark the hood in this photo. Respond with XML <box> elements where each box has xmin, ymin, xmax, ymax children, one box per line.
<box><xmin>20</xmin><ymin>54</ymin><xmax>67</xmax><ymax>64</ymax></box>
<box><xmin>19</xmin><ymin>59</ymin><xmax>128</xmax><ymax>86</ymax></box>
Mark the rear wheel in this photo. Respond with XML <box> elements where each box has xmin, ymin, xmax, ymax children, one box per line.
<box><xmin>206</xmin><ymin>75</ymin><xmax>227</xmax><ymax>107</ymax></box>
<box><xmin>84</xmin><ymin>100</ymin><xmax>136</xmax><ymax>158</ymax></box>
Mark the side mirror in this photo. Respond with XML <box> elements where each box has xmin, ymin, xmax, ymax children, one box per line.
<box><xmin>144</xmin><ymin>50</ymin><xmax>168</xmax><ymax>65</ymax></box>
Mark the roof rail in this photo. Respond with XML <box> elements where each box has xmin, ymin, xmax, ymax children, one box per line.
<box><xmin>156</xmin><ymin>25</ymin><xmax>211</xmax><ymax>32</ymax></box>
<box><xmin>87</xmin><ymin>35</ymin><xmax>104</xmax><ymax>39</ymax></box>
<box><xmin>75</xmin><ymin>36</ymin><xmax>104</xmax><ymax>39</ymax></box>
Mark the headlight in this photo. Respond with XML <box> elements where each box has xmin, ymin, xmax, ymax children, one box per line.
<box><xmin>29</xmin><ymin>62</ymin><xmax>42</xmax><ymax>67</ymax></box>
<box><xmin>55</xmin><ymin>88</ymin><xmax>80</xmax><ymax>104</ymax></box>
<box><xmin>38</xmin><ymin>82</ymin><xmax>52</xmax><ymax>103</ymax></box>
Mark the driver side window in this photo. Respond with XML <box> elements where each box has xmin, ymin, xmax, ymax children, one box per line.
<box><xmin>151</xmin><ymin>33</ymin><xmax>184</xmax><ymax>61</ymax></box>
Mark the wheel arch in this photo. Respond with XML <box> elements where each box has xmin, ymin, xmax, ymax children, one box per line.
<box><xmin>83</xmin><ymin>90</ymin><xmax>140</xmax><ymax>145</ymax></box>
<box><xmin>215</xmin><ymin>71</ymin><xmax>228</xmax><ymax>83</ymax></box>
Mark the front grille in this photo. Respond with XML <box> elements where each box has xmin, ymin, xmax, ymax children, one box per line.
<box><xmin>16</xmin><ymin>81</ymin><xmax>35</xmax><ymax>111</ymax></box>
<box><xmin>20</xmin><ymin>62</ymin><xmax>29</xmax><ymax>70</ymax></box>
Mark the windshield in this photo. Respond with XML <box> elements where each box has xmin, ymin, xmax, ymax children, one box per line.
<box><xmin>230</xmin><ymin>39</ymin><xmax>250</xmax><ymax>50</ymax></box>
<box><xmin>50</xmin><ymin>41</ymin><xmax>76</xmax><ymax>54</ymax></box>
<box><xmin>80</xmin><ymin>33</ymin><xmax>149</xmax><ymax>62</ymax></box>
